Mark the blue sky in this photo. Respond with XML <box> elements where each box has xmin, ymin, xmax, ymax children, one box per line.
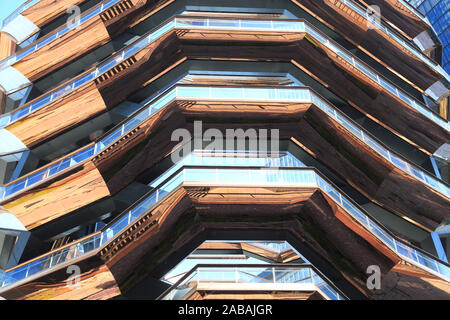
<box><xmin>0</xmin><ymin>0</ymin><xmax>28</xmax><ymax>26</ymax></box>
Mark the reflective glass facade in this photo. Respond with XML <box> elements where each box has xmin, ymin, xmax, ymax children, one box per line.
<box><xmin>407</xmin><ymin>0</ymin><xmax>450</xmax><ymax>73</ymax></box>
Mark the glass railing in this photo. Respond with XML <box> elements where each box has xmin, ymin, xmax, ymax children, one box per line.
<box><xmin>306</xmin><ymin>87</ymin><xmax>450</xmax><ymax>198</ymax></box>
<box><xmin>148</xmin><ymin>150</ymin><xmax>305</xmax><ymax>188</ymax></box>
<box><xmin>2</xmin><ymin>85</ymin><xmax>447</xmax><ymax>203</ymax></box>
<box><xmin>339</xmin><ymin>0</ymin><xmax>445</xmax><ymax>80</ymax></box>
<box><xmin>1</xmin><ymin>17</ymin><xmax>305</xmax><ymax>126</ymax></box>
<box><xmin>254</xmin><ymin>241</ymin><xmax>292</xmax><ymax>253</ymax></box>
<box><xmin>3</xmin><ymin>16</ymin><xmax>446</xmax><ymax>133</ymax></box>
<box><xmin>158</xmin><ymin>265</ymin><xmax>345</xmax><ymax>300</ymax></box>
<box><xmin>303</xmin><ymin>23</ymin><xmax>449</xmax><ymax>130</ymax></box>
<box><xmin>0</xmin><ymin>144</ymin><xmax>97</xmax><ymax>200</ymax></box>
<box><xmin>0</xmin><ymin>0</ymin><xmax>122</xmax><ymax>70</ymax></box>
<box><xmin>2</xmin><ymin>0</ymin><xmax>41</xmax><ymax>28</ymax></box>
<box><xmin>1</xmin><ymin>0</ymin><xmax>433</xmax><ymax>78</ymax></box>
<box><xmin>1</xmin><ymin>166</ymin><xmax>448</xmax><ymax>290</ymax></box>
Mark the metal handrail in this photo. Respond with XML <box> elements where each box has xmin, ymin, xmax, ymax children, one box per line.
<box><xmin>2</xmin><ymin>0</ymin><xmax>40</xmax><ymax>28</ymax></box>
<box><xmin>158</xmin><ymin>263</ymin><xmax>347</xmax><ymax>300</ymax></box>
<box><xmin>0</xmin><ymin>0</ymin><xmax>121</xmax><ymax>69</ymax></box>
<box><xmin>1</xmin><ymin>166</ymin><xmax>449</xmax><ymax>290</ymax></box>
<box><xmin>3</xmin><ymin>16</ymin><xmax>448</xmax><ymax>128</ymax></box>
<box><xmin>2</xmin><ymin>85</ymin><xmax>448</xmax><ymax>204</ymax></box>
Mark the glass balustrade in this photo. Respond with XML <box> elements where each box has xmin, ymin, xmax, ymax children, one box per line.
<box><xmin>3</xmin><ymin>16</ymin><xmax>446</xmax><ymax>133</ymax></box>
<box><xmin>148</xmin><ymin>150</ymin><xmax>305</xmax><ymax>188</ymax></box>
<box><xmin>2</xmin><ymin>0</ymin><xmax>436</xmax><ymax>83</ymax></box>
<box><xmin>0</xmin><ymin>0</ymin><xmax>122</xmax><ymax>70</ymax></box>
<box><xmin>303</xmin><ymin>24</ymin><xmax>449</xmax><ymax>129</ymax></box>
<box><xmin>254</xmin><ymin>241</ymin><xmax>292</xmax><ymax>253</ymax></box>
<box><xmin>159</xmin><ymin>265</ymin><xmax>344</xmax><ymax>300</ymax></box>
<box><xmin>1</xmin><ymin>166</ymin><xmax>449</xmax><ymax>289</ymax></box>
<box><xmin>1</xmin><ymin>17</ymin><xmax>304</xmax><ymax>126</ymax></box>
<box><xmin>2</xmin><ymin>0</ymin><xmax>41</xmax><ymax>28</ymax></box>
<box><xmin>2</xmin><ymin>85</ymin><xmax>447</xmax><ymax>203</ymax></box>
<box><xmin>339</xmin><ymin>0</ymin><xmax>445</xmax><ymax>80</ymax></box>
